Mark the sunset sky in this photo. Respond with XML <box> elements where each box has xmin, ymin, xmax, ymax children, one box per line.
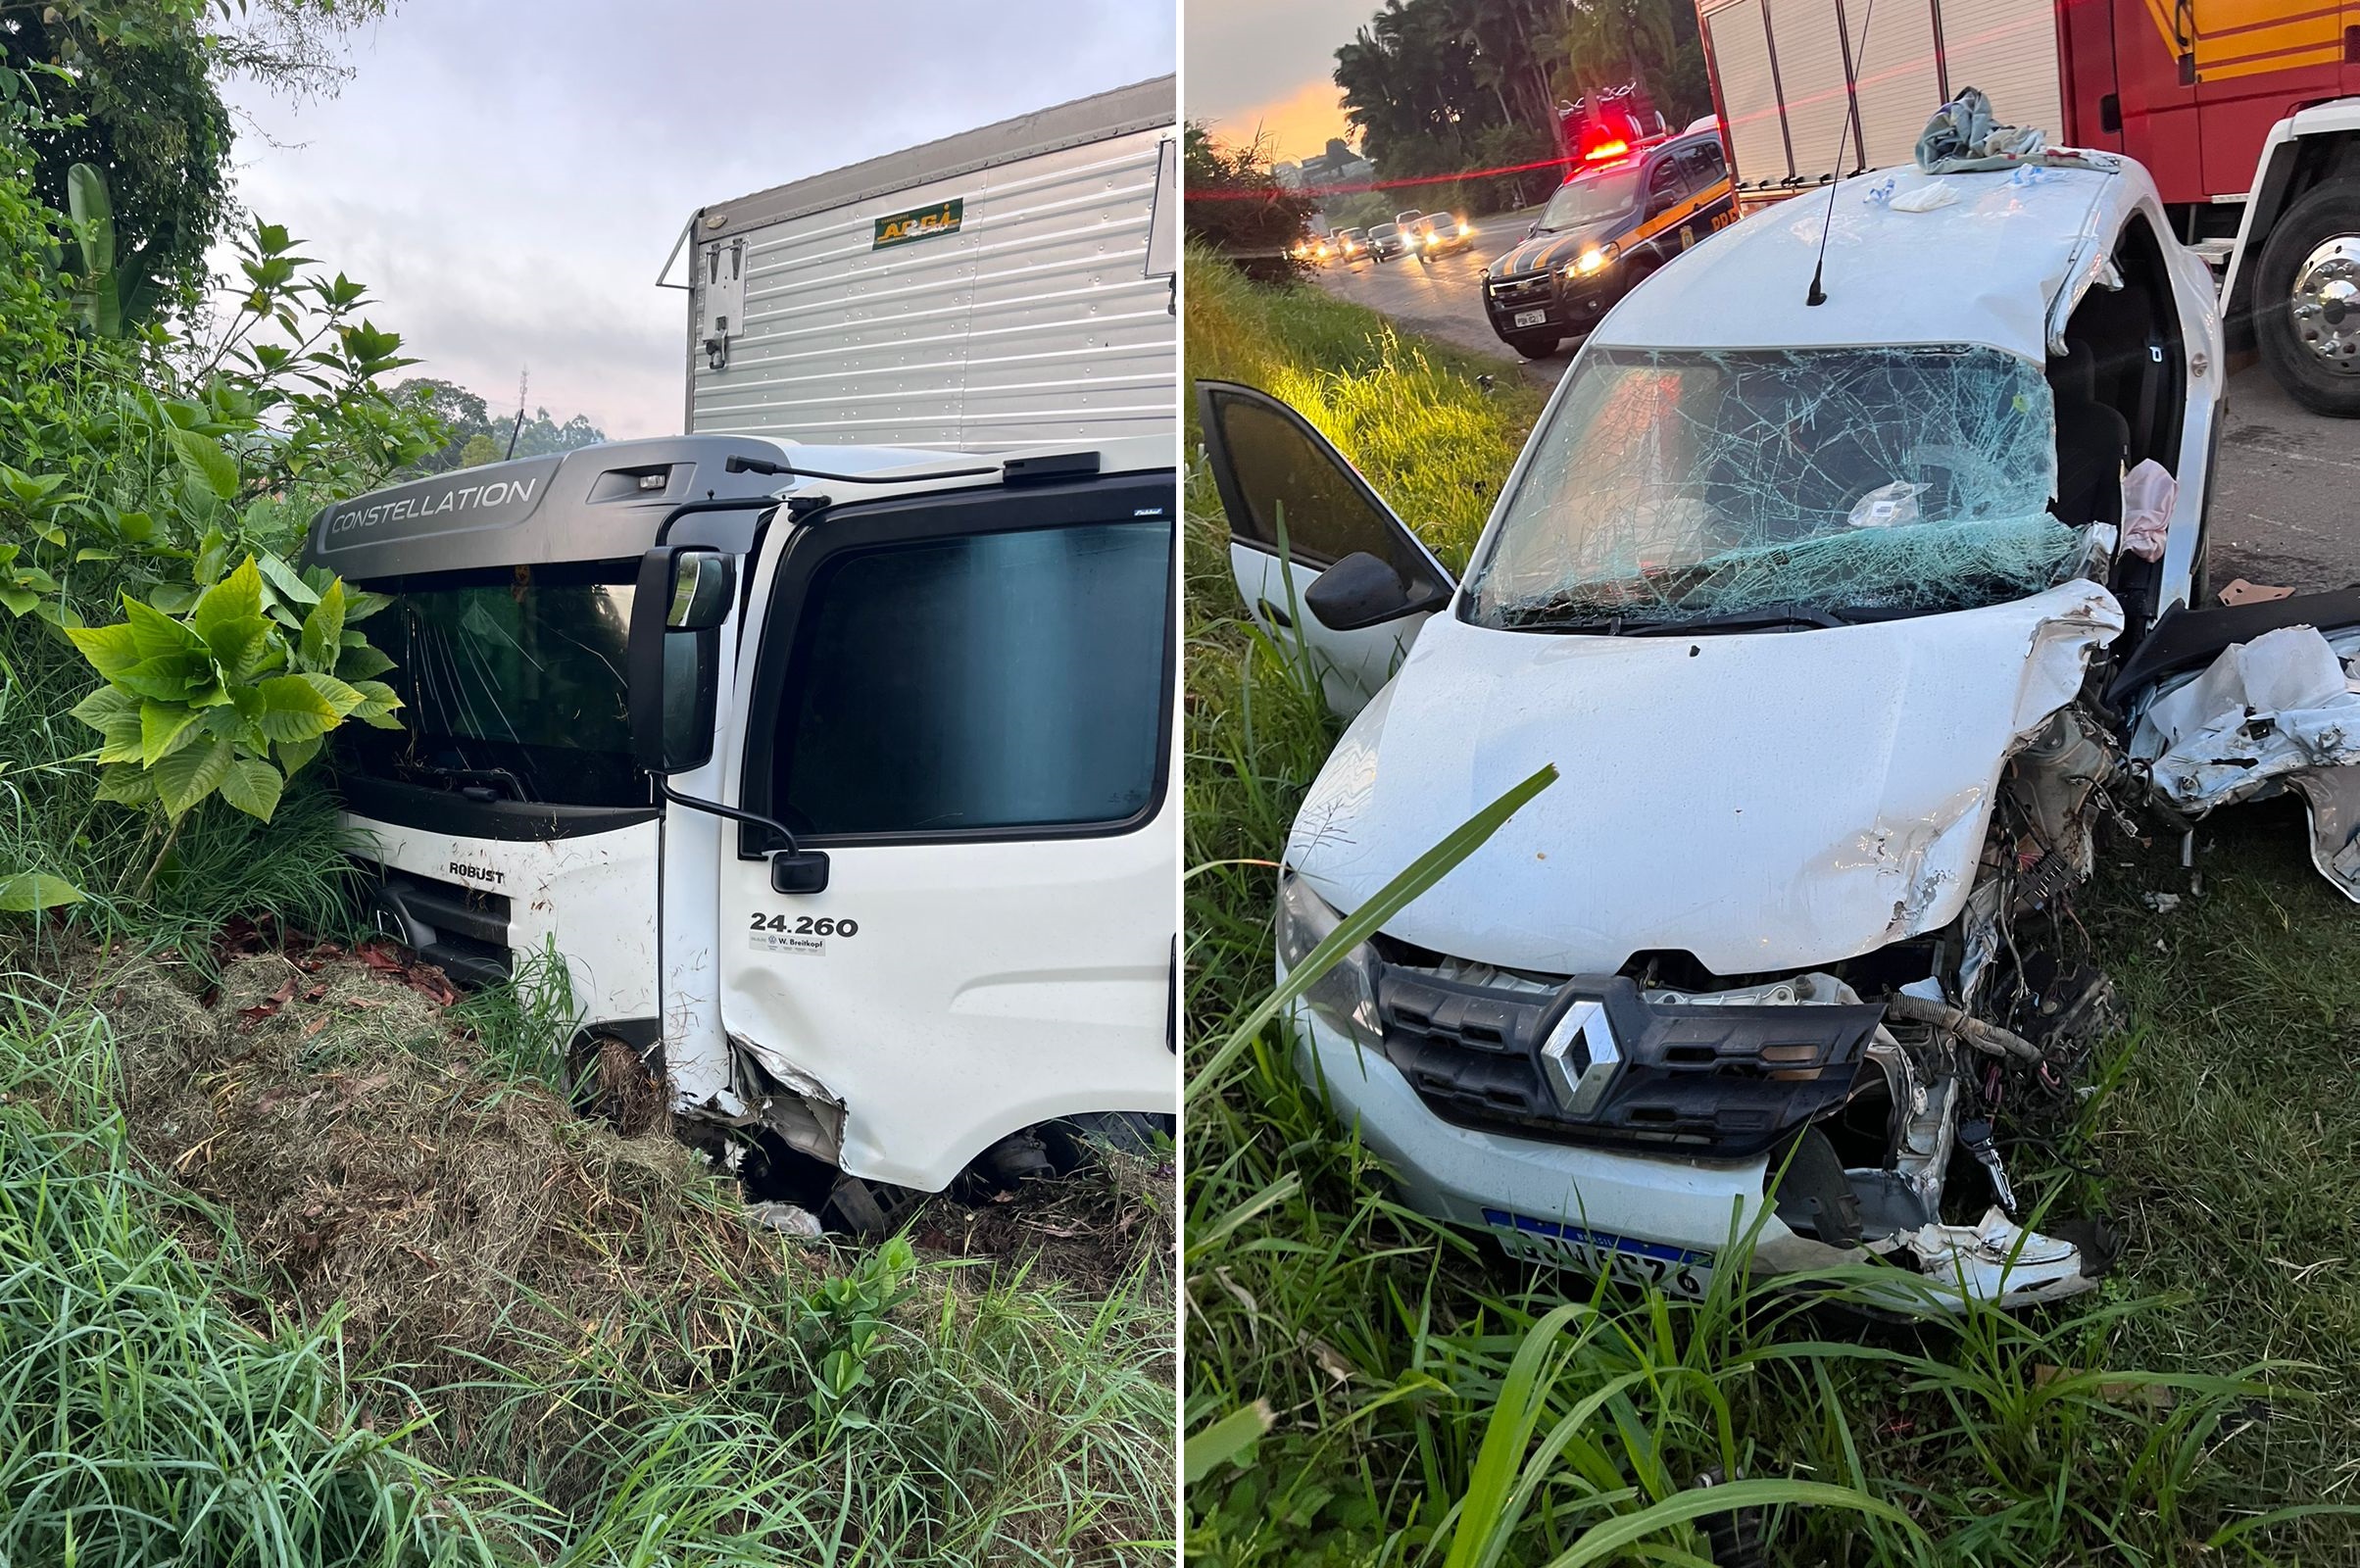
<box><xmin>1185</xmin><ymin>0</ymin><xmax>1374</xmax><ymax>163</ymax></box>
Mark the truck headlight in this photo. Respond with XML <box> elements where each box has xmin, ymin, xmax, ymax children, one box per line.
<box><xmin>1276</xmin><ymin>870</ymin><xmax>1383</xmax><ymax>1050</ymax></box>
<box><xmin>1569</xmin><ymin>243</ymin><xmax>1618</xmax><ymax>276</ymax></box>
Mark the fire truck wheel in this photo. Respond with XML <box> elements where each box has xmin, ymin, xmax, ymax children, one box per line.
<box><xmin>2255</xmin><ymin>179</ymin><xmax>2360</xmax><ymax>416</ymax></box>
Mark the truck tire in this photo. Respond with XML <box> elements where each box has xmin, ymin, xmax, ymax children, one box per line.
<box><xmin>2254</xmin><ymin>179</ymin><xmax>2360</xmax><ymax>416</ymax></box>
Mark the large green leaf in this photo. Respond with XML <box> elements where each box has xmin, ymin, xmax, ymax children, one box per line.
<box><xmin>94</xmin><ymin>764</ymin><xmax>157</xmax><ymax>807</ymax></box>
<box><xmin>153</xmin><ymin>736</ymin><xmax>234</xmax><ymax>817</ymax></box>
<box><xmin>297</xmin><ymin>671</ymin><xmax>366</xmax><ymax>716</ymax></box>
<box><xmin>299</xmin><ymin>577</ymin><xmax>345</xmax><ymax>670</ymax></box>
<box><xmin>65</xmin><ymin>620</ymin><xmax>140</xmax><ymax>679</ymax></box>
<box><xmin>345</xmin><ymin>677</ymin><xmax>404</xmax><ymax>729</ymax></box>
<box><xmin>334</xmin><ymin>640</ymin><xmax>395</xmax><ymax>681</ymax></box>
<box><xmin>123</xmin><ymin>597</ymin><xmax>205</xmax><ymax>662</ymax></box>
<box><xmin>275</xmin><ymin>734</ymin><xmax>322</xmax><ymax>776</ymax></box>
<box><xmin>255</xmin><ymin>551</ymin><xmax>320</xmax><ymax>607</ymax></box>
<box><xmin>138</xmin><ymin>701</ymin><xmax>205</xmax><ymax>766</ymax></box>
<box><xmin>168</xmin><ymin>426</ymin><xmax>240</xmax><ymax>503</ymax></box>
<box><xmin>112</xmin><ymin>652</ymin><xmax>212</xmax><ymax>705</ymax></box>
<box><xmin>0</xmin><ymin>872</ymin><xmax>85</xmax><ymax>913</ymax></box>
<box><xmin>68</xmin><ymin>683</ymin><xmax>137</xmax><ymax>733</ymax></box>
<box><xmin>192</xmin><ymin>557</ymin><xmax>264</xmax><ymax>647</ymax></box>
<box><xmin>252</xmin><ymin>675</ymin><xmax>341</xmax><ymax>743</ymax></box>
<box><xmin>217</xmin><ymin>758</ymin><xmax>284</xmax><ymax>823</ymax></box>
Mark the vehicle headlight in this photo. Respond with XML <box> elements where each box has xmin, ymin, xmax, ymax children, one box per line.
<box><xmin>1276</xmin><ymin>870</ymin><xmax>1383</xmax><ymax>1051</ymax></box>
<box><xmin>1569</xmin><ymin>243</ymin><xmax>1619</xmax><ymax>276</ymax></box>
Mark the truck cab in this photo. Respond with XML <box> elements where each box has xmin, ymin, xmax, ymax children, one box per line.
<box><xmin>303</xmin><ymin>435</ymin><xmax>1177</xmax><ymax>1223</ymax></box>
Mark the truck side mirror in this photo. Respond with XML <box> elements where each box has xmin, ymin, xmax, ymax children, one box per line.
<box><xmin>1305</xmin><ymin>550</ymin><xmax>1418</xmax><ymax>630</ymax></box>
<box><xmin>628</xmin><ymin>547</ymin><xmax>734</xmax><ymax>775</ymax></box>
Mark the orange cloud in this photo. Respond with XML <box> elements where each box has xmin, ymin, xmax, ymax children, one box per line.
<box><xmin>1200</xmin><ymin>77</ymin><xmax>1355</xmax><ymax>167</ymax></box>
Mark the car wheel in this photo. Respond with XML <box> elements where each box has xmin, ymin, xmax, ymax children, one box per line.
<box><xmin>2254</xmin><ymin>179</ymin><xmax>2360</xmax><ymax>416</ymax></box>
<box><xmin>1504</xmin><ymin>331</ymin><xmax>1560</xmax><ymax>359</ymax></box>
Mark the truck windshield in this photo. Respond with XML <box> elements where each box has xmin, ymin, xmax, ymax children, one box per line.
<box><xmin>335</xmin><ymin>563</ymin><xmax>648</xmax><ymax>807</ymax></box>
<box><xmin>1463</xmin><ymin>344</ymin><xmax>2069</xmax><ymax>629</ymax></box>
<box><xmin>1537</xmin><ymin>170</ymin><xmax>1640</xmax><ymax>231</ymax></box>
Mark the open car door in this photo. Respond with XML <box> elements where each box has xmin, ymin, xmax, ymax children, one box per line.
<box><xmin>1197</xmin><ymin>381</ymin><xmax>1452</xmax><ymax>718</ymax></box>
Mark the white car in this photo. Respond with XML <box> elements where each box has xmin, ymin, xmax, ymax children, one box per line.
<box><xmin>1200</xmin><ymin>153</ymin><xmax>2360</xmax><ymax>1310</ymax></box>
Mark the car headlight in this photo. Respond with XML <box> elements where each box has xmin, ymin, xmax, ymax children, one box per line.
<box><xmin>1276</xmin><ymin>870</ymin><xmax>1383</xmax><ymax>1050</ymax></box>
<box><xmin>1569</xmin><ymin>243</ymin><xmax>1619</xmax><ymax>276</ymax></box>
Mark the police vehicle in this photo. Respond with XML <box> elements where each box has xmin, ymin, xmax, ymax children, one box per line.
<box><xmin>1480</xmin><ymin>123</ymin><xmax>1736</xmax><ymax>359</ymax></box>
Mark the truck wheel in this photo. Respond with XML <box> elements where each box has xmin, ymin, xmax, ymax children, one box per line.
<box><xmin>1504</xmin><ymin>331</ymin><xmax>1560</xmax><ymax>359</ymax></box>
<box><xmin>2254</xmin><ymin>180</ymin><xmax>2360</xmax><ymax>416</ymax></box>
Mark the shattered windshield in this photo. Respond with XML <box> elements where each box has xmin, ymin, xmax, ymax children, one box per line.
<box><xmin>1538</xmin><ymin>171</ymin><xmax>1639</xmax><ymax>231</ymax></box>
<box><xmin>334</xmin><ymin>563</ymin><xmax>648</xmax><ymax>808</ymax></box>
<box><xmin>1464</xmin><ymin>345</ymin><xmax>2069</xmax><ymax>629</ymax></box>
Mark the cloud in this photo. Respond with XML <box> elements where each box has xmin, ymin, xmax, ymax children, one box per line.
<box><xmin>1196</xmin><ymin>77</ymin><xmax>1354</xmax><ymax>167</ymax></box>
<box><xmin>214</xmin><ymin>0</ymin><xmax>1174</xmax><ymax>439</ymax></box>
<box><xmin>1185</xmin><ymin>0</ymin><xmax>1371</xmax><ymax>159</ymax></box>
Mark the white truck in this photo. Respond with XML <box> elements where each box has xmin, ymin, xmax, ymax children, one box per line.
<box><xmin>672</xmin><ymin>75</ymin><xmax>1178</xmax><ymax>448</ymax></box>
<box><xmin>304</xmin><ymin>434</ymin><xmax>1177</xmax><ymax>1229</ymax></box>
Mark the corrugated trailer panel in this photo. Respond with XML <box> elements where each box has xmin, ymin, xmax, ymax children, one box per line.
<box><xmin>1937</xmin><ymin>0</ymin><xmax>2064</xmax><ymax>138</ymax></box>
<box><xmin>1764</xmin><ymin>0</ymin><xmax>1858</xmax><ymax>179</ymax></box>
<box><xmin>1702</xmin><ymin>0</ymin><xmax>1793</xmax><ymax>186</ymax></box>
<box><xmin>941</xmin><ymin>130</ymin><xmax>1177</xmax><ymax>447</ymax></box>
<box><xmin>685</xmin><ymin>82</ymin><xmax>1173</xmax><ymax>451</ymax></box>
<box><xmin>1849</xmin><ymin>0</ymin><xmax>1945</xmax><ymax>169</ymax></box>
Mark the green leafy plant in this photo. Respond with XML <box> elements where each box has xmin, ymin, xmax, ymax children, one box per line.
<box><xmin>792</xmin><ymin>1234</ymin><xmax>920</xmax><ymax>1432</ymax></box>
<box><xmin>64</xmin><ymin>555</ymin><xmax>397</xmax><ymax>891</ymax></box>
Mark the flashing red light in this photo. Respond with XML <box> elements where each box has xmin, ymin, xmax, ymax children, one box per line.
<box><xmin>1580</xmin><ymin>136</ymin><xmax>1631</xmax><ymax>163</ymax></box>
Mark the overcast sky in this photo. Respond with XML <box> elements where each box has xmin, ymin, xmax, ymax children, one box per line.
<box><xmin>1184</xmin><ymin>0</ymin><xmax>1370</xmax><ymax>165</ymax></box>
<box><xmin>216</xmin><ymin>0</ymin><xmax>1174</xmax><ymax>439</ymax></box>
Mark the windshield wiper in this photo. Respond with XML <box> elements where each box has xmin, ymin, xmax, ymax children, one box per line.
<box><xmin>1623</xmin><ymin>607</ymin><xmax>1847</xmax><ymax>635</ymax></box>
<box><xmin>392</xmin><ymin>760</ymin><xmax>532</xmax><ymax>803</ymax></box>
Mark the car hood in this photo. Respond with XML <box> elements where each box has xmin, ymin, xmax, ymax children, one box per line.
<box><xmin>1287</xmin><ymin>580</ymin><xmax>2126</xmax><ymax>977</ymax></box>
<box><xmin>1489</xmin><ymin>220</ymin><xmax>1625</xmax><ymax>280</ymax></box>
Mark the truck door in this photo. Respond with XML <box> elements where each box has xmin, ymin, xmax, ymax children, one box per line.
<box><xmin>713</xmin><ymin>474</ymin><xmax>1176</xmax><ymax>1193</ymax></box>
<box><xmin>2113</xmin><ymin>0</ymin><xmax>2206</xmax><ymax>202</ymax></box>
<box><xmin>2191</xmin><ymin>0</ymin><xmax>2344</xmax><ymax>197</ymax></box>
<box><xmin>1197</xmin><ymin>381</ymin><xmax>1452</xmax><ymax>719</ymax></box>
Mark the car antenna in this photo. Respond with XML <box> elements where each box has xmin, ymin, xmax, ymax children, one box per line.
<box><xmin>1804</xmin><ymin>0</ymin><xmax>1877</xmax><ymax>306</ymax></box>
<box><xmin>503</xmin><ymin>368</ymin><xmax>527</xmax><ymax>460</ymax></box>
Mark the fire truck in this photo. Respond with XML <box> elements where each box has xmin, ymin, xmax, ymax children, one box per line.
<box><xmin>1694</xmin><ymin>0</ymin><xmax>2360</xmax><ymax>413</ymax></box>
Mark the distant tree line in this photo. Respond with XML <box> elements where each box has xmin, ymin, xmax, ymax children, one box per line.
<box><xmin>1337</xmin><ymin>0</ymin><xmax>1711</xmax><ymax>215</ymax></box>
<box><xmin>389</xmin><ymin>379</ymin><xmax>608</xmax><ymax>473</ymax></box>
<box><xmin>1317</xmin><ymin>0</ymin><xmax>1712</xmax><ymax>220</ymax></box>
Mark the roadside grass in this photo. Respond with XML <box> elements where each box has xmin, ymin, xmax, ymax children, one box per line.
<box><xmin>1181</xmin><ymin>261</ymin><xmax>2360</xmax><ymax>1562</ymax></box>
<box><xmin>0</xmin><ymin>940</ymin><xmax>1176</xmax><ymax>1567</ymax></box>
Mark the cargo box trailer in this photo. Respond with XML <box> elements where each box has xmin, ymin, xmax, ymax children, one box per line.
<box><xmin>672</xmin><ymin>75</ymin><xmax>1177</xmax><ymax>449</ymax></box>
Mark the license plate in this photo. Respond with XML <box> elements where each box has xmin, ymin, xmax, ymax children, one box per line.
<box><xmin>1512</xmin><ymin>309</ymin><xmax>1548</xmax><ymax>328</ymax></box>
<box><xmin>1483</xmin><ymin>1207</ymin><xmax>1715</xmax><ymax>1298</ymax></box>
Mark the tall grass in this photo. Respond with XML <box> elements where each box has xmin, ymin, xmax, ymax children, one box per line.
<box><xmin>1180</xmin><ymin>257</ymin><xmax>2348</xmax><ymax>1563</ymax></box>
<box><xmin>0</xmin><ymin>980</ymin><xmax>508</xmax><ymax>1566</ymax></box>
<box><xmin>0</xmin><ymin>955</ymin><xmax>1176</xmax><ymax>1567</ymax></box>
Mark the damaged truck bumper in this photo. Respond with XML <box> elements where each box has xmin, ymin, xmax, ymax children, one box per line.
<box><xmin>1291</xmin><ymin>1004</ymin><xmax>2103</xmax><ymax>1313</ymax></box>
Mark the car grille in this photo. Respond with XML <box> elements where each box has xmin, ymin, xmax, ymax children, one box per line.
<box><xmin>1376</xmin><ymin>963</ymin><xmax>1876</xmax><ymax>1156</ymax></box>
<box><xmin>1486</xmin><ymin>274</ymin><xmax>1554</xmax><ymax>310</ymax></box>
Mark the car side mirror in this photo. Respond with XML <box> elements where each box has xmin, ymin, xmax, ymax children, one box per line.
<box><xmin>1305</xmin><ymin>551</ymin><xmax>1421</xmax><ymax>631</ymax></box>
<box><xmin>627</xmin><ymin>547</ymin><xmax>734</xmax><ymax>775</ymax></box>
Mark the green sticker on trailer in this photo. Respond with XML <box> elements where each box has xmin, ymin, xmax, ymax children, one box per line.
<box><xmin>872</xmin><ymin>198</ymin><xmax>964</xmax><ymax>249</ymax></box>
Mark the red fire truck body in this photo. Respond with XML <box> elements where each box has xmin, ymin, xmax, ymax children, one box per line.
<box><xmin>1695</xmin><ymin>0</ymin><xmax>2360</xmax><ymax>410</ymax></box>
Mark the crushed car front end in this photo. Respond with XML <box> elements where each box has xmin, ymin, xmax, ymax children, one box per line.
<box><xmin>1273</xmin><ymin>160</ymin><xmax>2231</xmax><ymax>1310</ymax></box>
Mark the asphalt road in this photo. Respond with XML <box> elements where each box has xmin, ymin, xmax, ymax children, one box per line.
<box><xmin>1312</xmin><ymin>215</ymin><xmax>2359</xmax><ymax>593</ymax></box>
